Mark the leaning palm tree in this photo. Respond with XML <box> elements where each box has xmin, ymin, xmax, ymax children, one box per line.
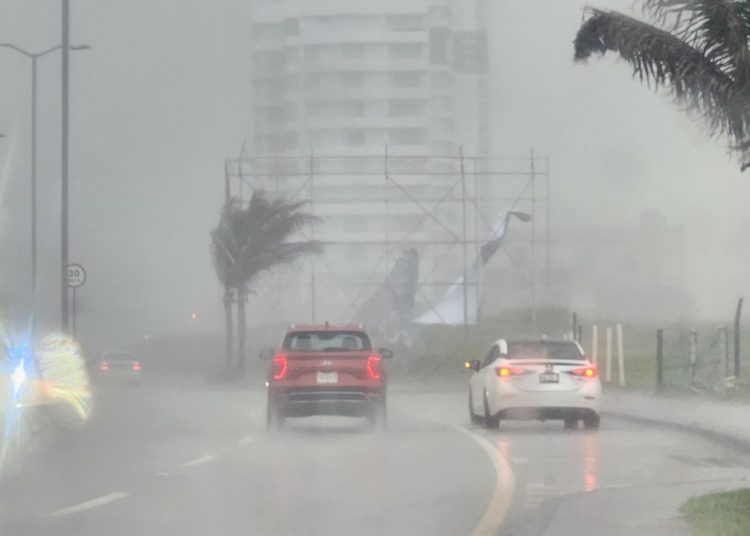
<box><xmin>574</xmin><ymin>1</ymin><xmax>750</xmax><ymax>170</ymax></box>
<box><xmin>212</xmin><ymin>191</ymin><xmax>321</xmax><ymax>373</ymax></box>
<box><xmin>210</xmin><ymin>199</ymin><xmax>242</xmax><ymax>369</ymax></box>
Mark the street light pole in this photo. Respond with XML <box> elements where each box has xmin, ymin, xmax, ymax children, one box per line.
<box><xmin>0</xmin><ymin>42</ymin><xmax>89</xmax><ymax>336</ymax></box>
<box><xmin>31</xmin><ymin>54</ymin><xmax>38</xmax><ymax>329</ymax></box>
<box><xmin>62</xmin><ymin>0</ymin><xmax>70</xmax><ymax>333</ymax></box>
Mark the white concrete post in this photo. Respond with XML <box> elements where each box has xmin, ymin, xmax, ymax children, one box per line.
<box><xmin>616</xmin><ymin>323</ymin><xmax>625</xmax><ymax>387</ymax></box>
<box><xmin>591</xmin><ymin>325</ymin><xmax>599</xmax><ymax>366</ymax></box>
<box><xmin>605</xmin><ymin>327</ymin><xmax>613</xmax><ymax>384</ymax></box>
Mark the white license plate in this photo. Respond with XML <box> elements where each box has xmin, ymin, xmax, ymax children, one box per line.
<box><xmin>316</xmin><ymin>372</ymin><xmax>338</xmax><ymax>384</ymax></box>
<box><xmin>539</xmin><ymin>373</ymin><xmax>559</xmax><ymax>384</ymax></box>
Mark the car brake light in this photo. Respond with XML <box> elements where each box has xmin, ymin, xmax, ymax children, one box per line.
<box><xmin>366</xmin><ymin>355</ymin><xmax>381</xmax><ymax>380</ymax></box>
<box><xmin>132</xmin><ymin>362</ymin><xmax>142</xmax><ymax>371</ymax></box>
<box><xmin>272</xmin><ymin>354</ymin><xmax>288</xmax><ymax>380</ymax></box>
<box><xmin>496</xmin><ymin>366</ymin><xmax>526</xmax><ymax>378</ymax></box>
<box><xmin>570</xmin><ymin>366</ymin><xmax>597</xmax><ymax>378</ymax></box>
<box><xmin>99</xmin><ymin>362</ymin><xmax>109</xmax><ymax>371</ymax></box>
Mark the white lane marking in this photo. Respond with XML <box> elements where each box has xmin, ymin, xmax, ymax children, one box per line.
<box><xmin>183</xmin><ymin>454</ymin><xmax>217</xmax><ymax>468</ymax></box>
<box><xmin>405</xmin><ymin>410</ymin><xmax>517</xmax><ymax>536</ymax></box>
<box><xmin>453</xmin><ymin>427</ymin><xmax>516</xmax><ymax>536</ymax></box>
<box><xmin>41</xmin><ymin>492</ymin><xmax>130</xmax><ymax>518</ymax></box>
<box><xmin>237</xmin><ymin>436</ymin><xmax>255</xmax><ymax>446</ymax></box>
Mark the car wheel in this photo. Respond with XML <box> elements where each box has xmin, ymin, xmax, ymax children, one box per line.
<box><xmin>583</xmin><ymin>413</ymin><xmax>600</xmax><ymax>430</ymax></box>
<box><xmin>266</xmin><ymin>400</ymin><xmax>284</xmax><ymax>432</ymax></box>
<box><xmin>468</xmin><ymin>392</ymin><xmax>482</xmax><ymax>425</ymax></box>
<box><xmin>563</xmin><ymin>416</ymin><xmax>579</xmax><ymax>430</ymax></box>
<box><xmin>483</xmin><ymin>393</ymin><xmax>500</xmax><ymax>429</ymax></box>
<box><xmin>369</xmin><ymin>399</ymin><xmax>388</xmax><ymax>431</ymax></box>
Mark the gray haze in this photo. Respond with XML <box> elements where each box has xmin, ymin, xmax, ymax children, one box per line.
<box><xmin>0</xmin><ymin>0</ymin><xmax>748</xmax><ymax>345</ymax></box>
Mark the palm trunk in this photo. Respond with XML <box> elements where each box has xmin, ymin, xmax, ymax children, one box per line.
<box><xmin>236</xmin><ymin>287</ymin><xmax>247</xmax><ymax>375</ymax></box>
<box><xmin>223</xmin><ymin>286</ymin><xmax>234</xmax><ymax>370</ymax></box>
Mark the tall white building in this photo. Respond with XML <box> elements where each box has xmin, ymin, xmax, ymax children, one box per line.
<box><xmin>247</xmin><ymin>0</ymin><xmax>494</xmax><ymax>324</ymax></box>
<box><xmin>250</xmin><ymin>0</ymin><xmax>490</xmax><ymax>158</ymax></box>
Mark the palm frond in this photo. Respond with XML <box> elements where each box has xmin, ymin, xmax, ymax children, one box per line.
<box><xmin>640</xmin><ymin>1</ymin><xmax>750</xmax><ymax>83</ymax></box>
<box><xmin>243</xmin><ymin>241</ymin><xmax>323</xmax><ymax>287</ymax></box>
<box><xmin>575</xmin><ymin>9</ymin><xmax>750</xmax><ymax>151</ymax></box>
<box><xmin>212</xmin><ymin>190</ymin><xmax>322</xmax><ymax>293</ymax></box>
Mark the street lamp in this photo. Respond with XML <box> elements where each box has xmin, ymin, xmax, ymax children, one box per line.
<box><xmin>0</xmin><ymin>42</ymin><xmax>90</xmax><ymax>336</ymax></box>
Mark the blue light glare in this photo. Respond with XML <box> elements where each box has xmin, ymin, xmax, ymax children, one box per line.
<box><xmin>1</xmin><ymin>331</ymin><xmax>34</xmax><ymax>471</ymax></box>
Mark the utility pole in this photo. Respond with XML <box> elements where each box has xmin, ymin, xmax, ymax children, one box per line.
<box><xmin>224</xmin><ymin>159</ymin><xmax>231</xmax><ymax>203</ymax></box>
<box><xmin>61</xmin><ymin>0</ymin><xmax>71</xmax><ymax>332</ymax></box>
<box><xmin>734</xmin><ymin>298</ymin><xmax>743</xmax><ymax>378</ymax></box>
<box><xmin>545</xmin><ymin>157</ymin><xmax>551</xmax><ymax>304</ymax></box>
<box><xmin>530</xmin><ymin>149</ymin><xmax>537</xmax><ymax>335</ymax></box>
<box><xmin>460</xmin><ymin>146</ymin><xmax>469</xmax><ymax>338</ymax></box>
<box><xmin>309</xmin><ymin>151</ymin><xmax>316</xmax><ymax>323</ymax></box>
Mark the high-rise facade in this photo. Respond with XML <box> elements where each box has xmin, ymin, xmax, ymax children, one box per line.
<box><xmin>250</xmin><ymin>0</ymin><xmax>489</xmax><ymax>158</ymax></box>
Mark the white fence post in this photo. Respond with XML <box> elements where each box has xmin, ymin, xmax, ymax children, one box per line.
<box><xmin>591</xmin><ymin>325</ymin><xmax>599</xmax><ymax>366</ymax></box>
<box><xmin>616</xmin><ymin>324</ymin><xmax>625</xmax><ymax>387</ymax></box>
<box><xmin>605</xmin><ymin>327</ymin><xmax>613</xmax><ymax>384</ymax></box>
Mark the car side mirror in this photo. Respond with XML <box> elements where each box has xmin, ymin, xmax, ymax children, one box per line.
<box><xmin>258</xmin><ymin>348</ymin><xmax>275</xmax><ymax>361</ymax></box>
<box><xmin>379</xmin><ymin>348</ymin><xmax>394</xmax><ymax>359</ymax></box>
<box><xmin>464</xmin><ymin>359</ymin><xmax>480</xmax><ymax>372</ymax></box>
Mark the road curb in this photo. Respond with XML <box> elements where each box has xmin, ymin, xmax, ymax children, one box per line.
<box><xmin>604</xmin><ymin>410</ymin><xmax>750</xmax><ymax>455</ymax></box>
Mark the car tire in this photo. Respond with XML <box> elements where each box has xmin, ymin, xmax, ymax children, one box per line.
<box><xmin>563</xmin><ymin>416</ymin><xmax>579</xmax><ymax>430</ymax></box>
<box><xmin>468</xmin><ymin>392</ymin><xmax>482</xmax><ymax>425</ymax></box>
<box><xmin>583</xmin><ymin>413</ymin><xmax>600</xmax><ymax>430</ymax></box>
<box><xmin>369</xmin><ymin>399</ymin><xmax>388</xmax><ymax>431</ymax></box>
<box><xmin>483</xmin><ymin>394</ymin><xmax>500</xmax><ymax>429</ymax></box>
<box><xmin>266</xmin><ymin>400</ymin><xmax>284</xmax><ymax>432</ymax></box>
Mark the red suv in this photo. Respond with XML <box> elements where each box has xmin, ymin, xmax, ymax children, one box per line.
<box><xmin>261</xmin><ymin>324</ymin><xmax>393</xmax><ymax>430</ymax></box>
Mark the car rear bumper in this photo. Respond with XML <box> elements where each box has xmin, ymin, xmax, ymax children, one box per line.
<box><xmin>499</xmin><ymin>406</ymin><xmax>599</xmax><ymax>421</ymax></box>
<box><xmin>270</xmin><ymin>388</ymin><xmax>385</xmax><ymax>418</ymax></box>
<box><xmin>491</xmin><ymin>388</ymin><xmax>601</xmax><ymax>419</ymax></box>
<box><xmin>98</xmin><ymin>371</ymin><xmax>141</xmax><ymax>383</ymax></box>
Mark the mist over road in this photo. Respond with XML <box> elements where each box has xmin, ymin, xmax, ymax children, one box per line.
<box><xmin>0</xmin><ymin>379</ymin><xmax>746</xmax><ymax>536</ymax></box>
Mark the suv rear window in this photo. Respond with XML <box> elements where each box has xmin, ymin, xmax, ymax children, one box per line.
<box><xmin>284</xmin><ymin>331</ymin><xmax>371</xmax><ymax>352</ymax></box>
<box><xmin>506</xmin><ymin>341</ymin><xmax>583</xmax><ymax>361</ymax></box>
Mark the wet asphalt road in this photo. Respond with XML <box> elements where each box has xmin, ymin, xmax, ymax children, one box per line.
<box><xmin>0</xmin><ymin>379</ymin><xmax>748</xmax><ymax>536</ymax></box>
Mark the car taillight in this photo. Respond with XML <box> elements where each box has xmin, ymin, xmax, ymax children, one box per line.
<box><xmin>570</xmin><ymin>366</ymin><xmax>598</xmax><ymax>378</ymax></box>
<box><xmin>272</xmin><ymin>354</ymin><xmax>288</xmax><ymax>380</ymax></box>
<box><xmin>132</xmin><ymin>362</ymin><xmax>142</xmax><ymax>372</ymax></box>
<box><xmin>99</xmin><ymin>362</ymin><xmax>109</xmax><ymax>371</ymax></box>
<box><xmin>366</xmin><ymin>355</ymin><xmax>382</xmax><ymax>380</ymax></box>
<box><xmin>496</xmin><ymin>366</ymin><xmax>526</xmax><ymax>378</ymax></box>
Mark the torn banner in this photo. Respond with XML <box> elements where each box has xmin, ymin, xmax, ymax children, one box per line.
<box><xmin>414</xmin><ymin>211</ymin><xmax>530</xmax><ymax>325</ymax></box>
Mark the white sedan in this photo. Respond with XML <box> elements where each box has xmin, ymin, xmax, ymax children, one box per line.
<box><xmin>466</xmin><ymin>339</ymin><xmax>601</xmax><ymax>430</ymax></box>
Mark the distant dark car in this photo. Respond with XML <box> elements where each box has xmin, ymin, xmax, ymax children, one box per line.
<box><xmin>97</xmin><ymin>351</ymin><xmax>142</xmax><ymax>383</ymax></box>
<box><xmin>261</xmin><ymin>323</ymin><xmax>393</xmax><ymax>430</ymax></box>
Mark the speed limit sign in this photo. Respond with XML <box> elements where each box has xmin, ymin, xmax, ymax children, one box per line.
<box><xmin>67</xmin><ymin>263</ymin><xmax>87</xmax><ymax>288</ymax></box>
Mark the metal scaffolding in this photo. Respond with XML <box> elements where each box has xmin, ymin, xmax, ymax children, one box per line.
<box><xmin>223</xmin><ymin>149</ymin><xmax>550</xmax><ymax>331</ymax></box>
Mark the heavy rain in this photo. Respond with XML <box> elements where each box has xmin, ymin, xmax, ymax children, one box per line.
<box><xmin>1</xmin><ymin>1</ymin><xmax>750</xmax><ymax>535</ymax></box>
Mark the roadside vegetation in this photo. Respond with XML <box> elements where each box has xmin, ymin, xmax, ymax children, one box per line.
<box><xmin>681</xmin><ymin>489</ymin><xmax>750</xmax><ymax>536</ymax></box>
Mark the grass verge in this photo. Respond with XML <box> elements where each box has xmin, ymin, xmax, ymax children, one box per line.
<box><xmin>681</xmin><ymin>489</ymin><xmax>750</xmax><ymax>536</ymax></box>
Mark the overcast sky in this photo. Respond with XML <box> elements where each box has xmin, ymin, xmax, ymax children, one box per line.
<box><xmin>0</xmin><ymin>0</ymin><xmax>748</xmax><ymax>342</ymax></box>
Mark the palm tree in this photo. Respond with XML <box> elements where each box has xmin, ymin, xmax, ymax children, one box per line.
<box><xmin>211</xmin><ymin>191</ymin><xmax>321</xmax><ymax>373</ymax></box>
<box><xmin>210</xmin><ymin>199</ymin><xmax>241</xmax><ymax>369</ymax></box>
<box><xmin>574</xmin><ymin>1</ymin><xmax>750</xmax><ymax>170</ymax></box>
